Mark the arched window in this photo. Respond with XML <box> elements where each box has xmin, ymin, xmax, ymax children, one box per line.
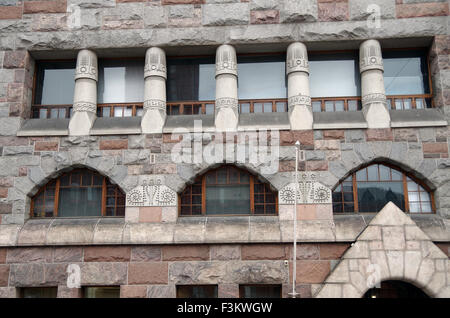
<box><xmin>332</xmin><ymin>163</ymin><xmax>434</xmax><ymax>214</ymax></box>
<box><xmin>31</xmin><ymin>169</ymin><xmax>125</xmax><ymax>218</ymax></box>
<box><xmin>179</xmin><ymin>165</ymin><xmax>277</xmax><ymax>216</ymax></box>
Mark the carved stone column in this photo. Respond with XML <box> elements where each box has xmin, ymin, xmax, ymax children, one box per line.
<box><xmin>359</xmin><ymin>39</ymin><xmax>390</xmax><ymax>128</ymax></box>
<box><xmin>215</xmin><ymin>44</ymin><xmax>238</xmax><ymax>132</ymax></box>
<box><xmin>286</xmin><ymin>42</ymin><xmax>313</xmax><ymax>130</ymax></box>
<box><xmin>141</xmin><ymin>47</ymin><xmax>167</xmax><ymax>134</ymax></box>
<box><xmin>68</xmin><ymin>49</ymin><xmax>98</xmax><ymax>136</ymax></box>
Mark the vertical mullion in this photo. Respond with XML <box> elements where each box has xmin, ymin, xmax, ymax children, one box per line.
<box><xmin>101</xmin><ymin>178</ymin><xmax>107</xmax><ymax>216</ymax></box>
<box><xmin>403</xmin><ymin>174</ymin><xmax>409</xmax><ymax>213</ymax></box>
<box><xmin>54</xmin><ymin>180</ymin><xmax>60</xmax><ymax>217</ymax></box>
<box><xmin>352</xmin><ymin>174</ymin><xmax>358</xmax><ymax>213</ymax></box>
<box><xmin>250</xmin><ymin>176</ymin><xmax>255</xmax><ymax>214</ymax></box>
<box><xmin>202</xmin><ymin>177</ymin><xmax>206</xmax><ymax>216</ymax></box>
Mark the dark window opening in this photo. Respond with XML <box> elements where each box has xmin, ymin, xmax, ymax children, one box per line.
<box><xmin>83</xmin><ymin>286</ymin><xmax>120</xmax><ymax>298</ymax></box>
<box><xmin>239</xmin><ymin>285</ymin><xmax>282</xmax><ymax>298</ymax></box>
<box><xmin>176</xmin><ymin>285</ymin><xmax>218</xmax><ymax>298</ymax></box>
<box><xmin>364</xmin><ymin>280</ymin><xmax>429</xmax><ymax>298</ymax></box>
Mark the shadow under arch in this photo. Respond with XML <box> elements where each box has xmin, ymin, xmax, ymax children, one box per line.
<box><xmin>362</xmin><ymin>279</ymin><xmax>431</xmax><ymax>299</ymax></box>
<box><xmin>331</xmin><ymin>157</ymin><xmax>437</xmax><ymax>192</ymax></box>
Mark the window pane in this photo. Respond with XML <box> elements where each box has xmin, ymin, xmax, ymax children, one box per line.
<box><xmin>58</xmin><ymin>187</ymin><xmax>102</xmax><ymax>217</ymax></box>
<box><xmin>35</xmin><ymin>61</ymin><xmax>76</xmax><ymax>105</ymax></box>
<box><xmin>98</xmin><ymin>59</ymin><xmax>144</xmax><ymax>103</ymax></box>
<box><xmin>237</xmin><ymin>55</ymin><xmax>286</xmax><ymax>99</ymax></box>
<box><xmin>206</xmin><ymin>185</ymin><xmax>250</xmax><ymax>215</ymax></box>
<box><xmin>167</xmin><ymin>57</ymin><xmax>215</xmax><ymax>101</ymax></box>
<box><xmin>421</xmin><ymin>201</ymin><xmax>432</xmax><ymax>213</ymax></box>
<box><xmin>379</xmin><ymin>165</ymin><xmax>390</xmax><ymax>181</ymax></box>
<box><xmin>367</xmin><ymin>165</ymin><xmax>378</xmax><ymax>181</ymax></box>
<box><xmin>356</xmin><ymin>169</ymin><xmax>367</xmax><ymax>181</ymax></box>
<box><xmin>383</xmin><ymin>50</ymin><xmax>429</xmax><ymax>95</ymax></box>
<box><xmin>21</xmin><ymin>287</ymin><xmax>57</xmax><ymax>298</ymax></box>
<box><xmin>357</xmin><ymin>182</ymin><xmax>404</xmax><ymax>212</ymax></box>
<box><xmin>84</xmin><ymin>287</ymin><xmax>120</xmax><ymax>298</ymax></box>
<box><xmin>309</xmin><ymin>53</ymin><xmax>360</xmax><ymax>97</ymax></box>
<box><xmin>240</xmin><ymin>285</ymin><xmax>281</xmax><ymax>298</ymax></box>
<box><xmin>177</xmin><ymin>285</ymin><xmax>218</xmax><ymax>298</ymax></box>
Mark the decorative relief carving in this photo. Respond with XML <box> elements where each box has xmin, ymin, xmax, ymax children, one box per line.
<box><xmin>288</xmin><ymin>94</ymin><xmax>311</xmax><ymax>108</ymax></box>
<box><xmin>145</xmin><ymin>47</ymin><xmax>167</xmax><ymax>79</ymax></box>
<box><xmin>362</xmin><ymin>93</ymin><xmax>387</xmax><ymax>108</ymax></box>
<box><xmin>126</xmin><ymin>178</ymin><xmax>176</xmax><ymax>207</ymax></box>
<box><xmin>144</xmin><ymin>99</ymin><xmax>166</xmax><ymax>111</ymax></box>
<box><xmin>278</xmin><ymin>173</ymin><xmax>332</xmax><ymax>205</ymax></box>
<box><xmin>215</xmin><ymin>97</ymin><xmax>238</xmax><ymax>110</ymax></box>
<box><xmin>73</xmin><ymin>101</ymin><xmax>96</xmax><ymax>113</ymax></box>
<box><xmin>216</xmin><ymin>45</ymin><xmax>237</xmax><ymax>76</ymax></box>
<box><xmin>75</xmin><ymin>50</ymin><xmax>98</xmax><ymax>81</ymax></box>
<box><xmin>286</xmin><ymin>42</ymin><xmax>309</xmax><ymax>75</ymax></box>
<box><xmin>359</xmin><ymin>41</ymin><xmax>384</xmax><ymax>73</ymax></box>
<box><xmin>286</xmin><ymin>58</ymin><xmax>309</xmax><ymax>74</ymax></box>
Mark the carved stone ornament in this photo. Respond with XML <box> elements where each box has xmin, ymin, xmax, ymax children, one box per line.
<box><xmin>73</xmin><ymin>101</ymin><xmax>96</xmax><ymax>113</ymax></box>
<box><xmin>144</xmin><ymin>99</ymin><xmax>166</xmax><ymax>111</ymax></box>
<box><xmin>278</xmin><ymin>173</ymin><xmax>332</xmax><ymax>205</ymax></box>
<box><xmin>126</xmin><ymin>178</ymin><xmax>177</xmax><ymax>207</ymax></box>
<box><xmin>359</xmin><ymin>40</ymin><xmax>384</xmax><ymax>73</ymax></box>
<box><xmin>288</xmin><ymin>94</ymin><xmax>312</xmax><ymax>108</ymax></box>
<box><xmin>145</xmin><ymin>47</ymin><xmax>167</xmax><ymax>79</ymax></box>
<box><xmin>286</xmin><ymin>42</ymin><xmax>309</xmax><ymax>75</ymax></box>
<box><xmin>215</xmin><ymin>97</ymin><xmax>238</xmax><ymax>110</ymax></box>
<box><xmin>215</xmin><ymin>44</ymin><xmax>238</xmax><ymax>77</ymax></box>
<box><xmin>75</xmin><ymin>50</ymin><xmax>98</xmax><ymax>81</ymax></box>
<box><xmin>362</xmin><ymin>93</ymin><xmax>387</xmax><ymax>108</ymax></box>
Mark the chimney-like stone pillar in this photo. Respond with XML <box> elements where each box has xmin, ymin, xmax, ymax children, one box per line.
<box><xmin>359</xmin><ymin>39</ymin><xmax>390</xmax><ymax>128</ymax></box>
<box><xmin>215</xmin><ymin>44</ymin><xmax>238</xmax><ymax>132</ymax></box>
<box><xmin>68</xmin><ymin>49</ymin><xmax>98</xmax><ymax>136</ymax></box>
<box><xmin>286</xmin><ymin>42</ymin><xmax>313</xmax><ymax>130</ymax></box>
<box><xmin>141</xmin><ymin>47</ymin><xmax>167</xmax><ymax>134</ymax></box>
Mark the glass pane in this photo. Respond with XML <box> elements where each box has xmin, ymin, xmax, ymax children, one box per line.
<box><xmin>206</xmin><ymin>185</ymin><xmax>250</xmax><ymax>215</ymax></box>
<box><xmin>332</xmin><ymin>192</ymin><xmax>342</xmax><ymax>202</ymax></box>
<box><xmin>205</xmin><ymin>104</ymin><xmax>214</xmax><ymax>115</ymax></box>
<box><xmin>193</xmin><ymin>104</ymin><xmax>201</xmax><ymax>115</ymax></box>
<box><xmin>276</xmin><ymin>102</ymin><xmax>286</xmax><ymax>112</ymax></box>
<box><xmin>383</xmin><ymin>50</ymin><xmax>429</xmax><ymax>95</ymax></box>
<box><xmin>50</xmin><ymin>108</ymin><xmax>59</xmax><ymax>119</ymax></box>
<box><xmin>415</xmin><ymin>98</ymin><xmax>424</xmax><ymax>109</ymax></box>
<box><xmin>367</xmin><ymin>165</ymin><xmax>378</xmax><ymax>181</ymax></box>
<box><xmin>333</xmin><ymin>203</ymin><xmax>343</xmax><ymax>213</ymax></box>
<box><xmin>217</xmin><ymin>169</ymin><xmax>227</xmax><ymax>183</ymax></box>
<box><xmin>98</xmin><ymin>59</ymin><xmax>144</xmax><ymax>103</ymax></box>
<box><xmin>325</xmin><ymin>101</ymin><xmax>334</xmax><ymax>112</ymax></box>
<box><xmin>420</xmin><ymin>191</ymin><xmax>431</xmax><ymax>202</ymax></box>
<box><xmin>403</xmin><ymin>98</ymin><xmax>412</xmax><ymax>110</ymax></box>
<box><xmin>347</xmin><ymin>100</ymin><xmax>358</xmax><ymax>111</ymax></box>
<box><xmin>344</xmin><ymin>203</ymin><xmax>355</xmax><ymax>212</ymax></box>
<box><xmin>309</xmin><ymin>53</ymin><xmax>360</xmax><ymax>97</ymax></box>
<box><xmin>391</xmin><ymin>169</ymin><xmax>402</xmax><ymax>181</ymax></box>
<box><xmin>395</xmin><ymin>99</ymin><xmax>403</xmax><ymax>110</ymax></box>
<box><xmin>167</xmin><ymin>58</ymin><xmax>215</xmax><ymax>101</ymax></box>
<box><xmin>335</xmin><ymin>100</ymin><xmax>344</xmax><ymax>111</ymax></box>
<box><xmin>407</xmin><ymin>181</ymin><xmax>418</xmax><ymax>192</ymax></box>
<box><xmin>183</xmin><ymin>105</ymin><xmax>193</xmax><ymax>115</ymax></box>
<box><xmin>58</xmin><ymin>187</ymin><xmax>102</xmax><ymax>217</ymax></box>
<box><xmin>254</xmin><ymin>103</ymin><xmax>263</xmax><ymax>113</ymax></box>
<box><xmin>36</xmin><ymin>61</ymin><xmax>76</xmax><ymax>105</ymax></box>
<box><xmin>240</xmin><ymin>103</ymin><xmax>250</xmax><ymax>113</ymax></box>
<box><xmin>263</xmin><ymin>103</ymin><xmax>272</xmax><ymax>112</ymax></box>
<box><xmin>421</xmin><ymin>201</ymin><xmax>432</xmax><ymax>213</ymax></box>
<box><xmin>136</xmin><ymin>108</ymin><xmax>143</xmax><ymax>116</ymax></box>
<box><xmin>312</xmin><ymin>101</ymin><xmax>322</xmax><ymax>112</ymax></box>
<box><xmin>379</xmin><ymin>165</ymin><xmax>390</xmax><ymax>181</ymax></box>
<box><xmin>409</xmin><ymin>202</ymin><xmax>421</xmax><ymax>213</ymax></box>
<box><xmin>84</xmin><ymin>287</ymin><xmax>120</xmax><ymax>298</ymax></box>
<box><xmin>170</xmin><ymin>105</ymin><xmax>180</xmax><ymax>115</ymax></box>
<box><xmin>356</xmin><ymin>169</ymin><xmax>367</xmax><ymax>181</ymax></box>
<box><xmin>60</xmin><ymin>174</ymin><xmax>70</xmax><ymax>186</ymax></box>
<box><xmin>22</xmin><ymin>287</ymin><xmax>57</xmax><ymax>298</ymax></box>
<box><xmin>114</xmin><ymin>107</ymin><xmax>124</xmax><ymax>117</ymax></box>
<box><xmin>124</xmin><ymin>107</ymin><xmax>133</xmax><ymax>117</ymax></box>
<box><xmin>241</xmin><ymin>285</ymin><xmax>281</xmax><ymax>298</ymax></box>
<box><xmin>358</xmin><ymin>182</ymin><xmax>404</xmax><ymax>212</ymax></box>
<box><xmin>39</xmin><ymin>108</ymin><xmax>47</xmax><ymax>119</ymax></box>
<box><xmin>408</xmin><ymin>192</ymin><xmax>420</xmax><ymax>202</ymax></box>
<box><xmin>102</xmin><ymin>107</ymin><xmax>111</xmax><ymax>117</ymax></box>
<box><xmin>177</xmin><ymin>285</ymin><xmax>218</xmax><ymax>298</ymax></box>
<box><xmin>237</xmin><ymin>55</ymin><xmax>286</xmax><ymax>99</ymax></box>
<box><xmin>59</xmin><ymin>108</ymin><xmax>67</xmax><ymax>118</ymax></box>
<box><xmin>386</xmin><ymin>99</ymin><xmax>392</xmax><ymax>110</ymax></box>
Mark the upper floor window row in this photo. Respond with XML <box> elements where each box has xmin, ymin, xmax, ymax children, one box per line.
<box><xmin>32</xmin><ymin>48</ymin><xmax>431</xmax><ymax>118</ymax></box>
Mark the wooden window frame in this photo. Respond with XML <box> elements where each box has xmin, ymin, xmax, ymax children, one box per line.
<box><xmin>332</xmin><ymin>163</ymin><xmax>435</xmax><ymax>214</ymax></box>
<box><xmin>30</xmin><ymin>168</ymin><xmax>125</xmax><ymax>218</ymax></box>
<box><xmin>178</xmin><ymin>165</ymin><xmax>278</xmax><ymax>217</ymax></box>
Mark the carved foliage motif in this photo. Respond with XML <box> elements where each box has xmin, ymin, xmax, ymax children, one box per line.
<box><xmin>362</xmin><ymin>93</ymin><xmax>387</xmax><ymax>107</ymax></box>
<box><xmin>278</xmin><ymin>173</ymin><xmax>331</xmax><ymax>205</ymax></box>
<box><xmin>126</xmin><ymin>178</ymin><xmax>176</xmax><ymax>207</ymax></box>
<box><xmin>73</xmin><ymin>101</ymin><xmax>96</xmax><ymax>113</ymax></box>
<box><xmin>215</xmin><ymin>97</ymin><xmax>238</xmax><ymax>110</ymax></box>
<box><xmin>288</xmin><ymin>94</ymin><xmax>312</xmax><ymax>108</ymax></box>
<box><xmin>144</xmin><ymin>99</ymin><xmax>166</xmax><ymax>111</ymax></box>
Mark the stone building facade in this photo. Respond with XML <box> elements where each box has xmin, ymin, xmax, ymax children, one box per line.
<box><xmin>0</xmin><ymin>0</ymin><xmax>449</xmax><ymax>298</ymax></box>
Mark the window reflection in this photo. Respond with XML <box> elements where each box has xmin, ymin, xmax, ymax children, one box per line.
<box><xmin>309</xmin><ymin>52</ymin><xmax>360</xmax><ymax>97</ymax></box>
<box><xmin>383</xmin><ymin>50</ymin><xmax>429</xmax><ymax>95</ymax></box>
<box><xmin>167</xmin><ymin>57</ymin><xmax>215</xmax><ymax>102</ymax></box>
<box><xmin>97</xmin><ymin>59</ymin><xmax>144</xmax><ymax>103</ymax></box>
<box><xmin>237</xmin><ymin>55</ymin><xmax>286</xmax><ymax>100</ymax></box>
<box><xmin>34</xmin><ymin>61</ymin><xmax>76</xmax><ymax>105</ymax></box>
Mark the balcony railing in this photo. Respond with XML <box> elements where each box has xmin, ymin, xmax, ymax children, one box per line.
<box><xmin>30</xmin><ymin>94</ymin><xmax>435</xmax><ymax>119</ymax></box>
<box><xmin>386</xmin><ymin>94</ymin><xmax>433</xmax><ymax>110</ymax></box>
<box><xmin>31</xmin><ymin>105</ymin><xmax>72</xmax><ymax>119</ymax></box>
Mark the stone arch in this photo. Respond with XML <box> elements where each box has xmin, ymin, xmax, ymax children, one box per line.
<box><xmin>331</xmin><ymin>157</ymin><xmax>437</xmax><ymax>192</ymax></box>
<box><xmin>315</xmin><ymin>202</ymin><xmax>449</xmax><ymax>298</ymax></box>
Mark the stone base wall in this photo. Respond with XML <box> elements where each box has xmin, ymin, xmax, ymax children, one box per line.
<box><xmin>0</xmin><ymin>243</ymin><xmax>352</xmax><ymax>298</ymax></box>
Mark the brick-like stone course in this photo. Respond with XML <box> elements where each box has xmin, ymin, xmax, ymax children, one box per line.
<box><xmin>84</xmin><ymin>246</ymin><xmax>131</xmax><ymax>262</ymax></box>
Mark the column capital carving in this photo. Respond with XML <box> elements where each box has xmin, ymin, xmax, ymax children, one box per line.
<box><xmin>359</xmin><ymin>39</ymin><xmax>384</xmax><ymax>73</ymax></box>
<box><xmin>215</xmin><ymin>97</ymin><xmax>238</xmax><ymax>110</ymax></box>
<box><xmin>73</xmin><ymin>101</ymin><xmax>96</xmax><ymax>113</ymax></box>
<box><xmin>286</xmin><ymin>42</ymin><xmax>309</xmax><ymax>75</ymax></box>
<box><xmin>362</xmin><ymin>93</ymin><xmax>387</xmax><ymax>108</ymax></box>
<box><xmin>145</xmin><ymin>47</ymin><xmax>167</xmax><ymax>79</ymax></box>
<box><xmin>75</xmin><ymin>49</ymin><xmax>98</xmax><ymax>81</ymax></box>
<box><xmin>216</xmin><ymin>44</ymin><xmax>237</xmax><ymax>77</ymax></box>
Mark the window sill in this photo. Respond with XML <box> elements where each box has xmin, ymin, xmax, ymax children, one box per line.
<box><xmin>17</xmin><ymin>118</ymin><xmax>69</xmax><ymax>137</ymax></box>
